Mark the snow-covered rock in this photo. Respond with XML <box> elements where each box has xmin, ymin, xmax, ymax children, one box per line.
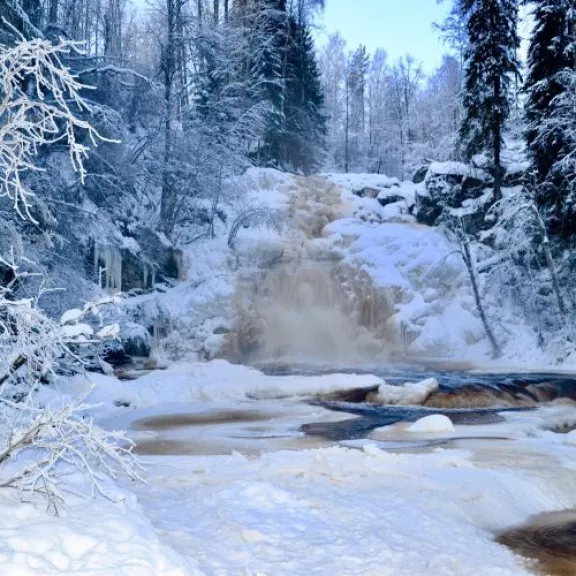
<box><xmin>407</xmin><ymin>414</ymin><xmax>455</xmax><ymax>433</ymax></box>
<box><xmin>375</xmin><ymin>378</ymin><xmax>439</xmax><ymax>405</ymax></box>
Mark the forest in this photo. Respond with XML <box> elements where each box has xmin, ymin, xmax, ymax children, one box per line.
<box><xmin>1</xmin><ymin>0</ymin><xmax>576</xmax><ymax>371</ymax></box>
<box><xmin>4</xmin><ymin>1</ymin><xmax>576</xmax><ymax>573</ymax></box>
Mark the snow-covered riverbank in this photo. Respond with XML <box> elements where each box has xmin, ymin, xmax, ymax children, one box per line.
<box><xmin>5</xmin><ymin>361</ymin><xmax>576</xmax><ymax>575</ymax></box>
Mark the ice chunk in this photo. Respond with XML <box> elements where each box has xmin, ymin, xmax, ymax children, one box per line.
<box><xmin>407</xmin><ymin>414</ymin><xmax>455</xmax><ymax>433</ymax></box>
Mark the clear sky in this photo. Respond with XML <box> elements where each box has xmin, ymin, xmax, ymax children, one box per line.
<box><xmin>315</xmin><ymin>0</ymin><xmax>451</xmax><ymax>73</ymax></box>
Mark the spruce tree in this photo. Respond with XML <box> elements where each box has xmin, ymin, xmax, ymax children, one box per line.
<box><xmin>246</xmin><ymin>0</ymin><xmax>288</xmax><ymax>167</ymax></box>
<box><xmin>524</xmin><ymin>0</ymin><xmax>575</xmax><ymax>183</ymax></box>
<box><xmin>243</xmin><ymin>0</ymin><xmax>326</xmax><ymax>173</ymax></box>
<box><xmin>282</xmin><ymin>18</ymin><xmax>327</xmax><ymax>173</ymax></box>
<box><xmin>524</xmin><ymin>1</ymin><xmax>576</xmax><ymax>237</ymax></box>
<box><xmin>459</xmin><ymin>0</ymin><xmax>521</xmax><ymax>201</ymax></box>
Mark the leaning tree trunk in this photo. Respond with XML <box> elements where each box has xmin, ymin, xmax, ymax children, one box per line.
<box><xmin>461</xmin><ymin>232</ymin><xmax>502</xmax><ymax>359</ymax></box>
<box><xmin>531</xmin><ymin>204</ymin><xmax>567</xmax><ymax>315</ymax></box>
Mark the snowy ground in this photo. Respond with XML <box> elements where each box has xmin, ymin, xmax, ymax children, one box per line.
<box><xmin>4</xmin><ymin>361</ymin><xmax>575</xmax><ymax>575</ymax></box>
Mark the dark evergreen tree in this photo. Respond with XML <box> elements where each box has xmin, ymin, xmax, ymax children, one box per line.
<box><xmin>524</xmin><ymin>1</ymin><xmax>576</xmax><ymax>238</ymax></box>
<box><xmin>246</xmin><ymin>0</ymin><xmax>289</xmax><ymax>167</ymax></box>
<box><xmin>525</xmin><ymin>0</ymin><xmax>575</xmax><ymax>183</ymax></box>
<box><xmin>243</xmin><ymin>0</ymin><xmax>326</xmax><ymax>173</ymax></box>
<box><xmin>459</xmin><ymin>0</ymin><xmax>521</xmax><ymax>201</ymax></box>
<box><xmin>281</xmin><ymin>17</ymin><xmax>327</xmax><ymax>173</ymax></box>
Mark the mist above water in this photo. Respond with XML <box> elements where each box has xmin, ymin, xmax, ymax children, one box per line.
<box><xmin>225</xmin><ymin>262</ymin><xmax>399</xmax><ymax>364</ymax></box>
<box><xmin>220</xmin><ymin>175</ymin><xmax>400</xmax><ymax>364</ymax></box>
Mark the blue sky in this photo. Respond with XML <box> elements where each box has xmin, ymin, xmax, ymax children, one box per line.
<box><xmin>315</xmin><ymin>0</ymin><xmax>451</xmax><ymax>73</ymax></box>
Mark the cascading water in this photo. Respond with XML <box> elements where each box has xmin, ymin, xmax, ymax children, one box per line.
<box><xmin>220</xmin><ymin>175</ymin><xmax>401</xmax><ymax>364</ymax></box>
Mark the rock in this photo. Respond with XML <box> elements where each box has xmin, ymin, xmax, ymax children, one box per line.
<box><xmin>503</xmin><ymin>167</ymin><xmax>530</xmax><ymax>188</ymax></box>
<box><xmin>425</xmin><ymin>162</ymin><xmax>492</xmax><ymax>208</ymax></box>
<box><xmin>461</xmin><ymin>208</ymin><xmax>489</xmax><ymax>236</ymax></box>
<box><xmin>101</xmin><ymin>340</ymin><xmax>131</xmax><ymax>367</ymax></box>
<box><xmin>377</xmin><ymin>193</ymin><xmax>405</xmax><ymax>208</ymax></box>
<box><xmin>120</xmin><ymin>321</ymin><xmax>152</xmax><ymax>358</ymax></box>
<box><xmin>414</xmin><ymin>161</ymin><xmax>495</xmax><ymax>227</ymax></box>
<box><xmin>353</xmin><ymin>187</ymin><xmax>380</xmax><ymax>199</ymax></box>
<box><xmin>213</xmin><ymin>326</ymin><xmax>230</xmax><ymax>335</ymax></box>
<box><xmin>415</xmin><ymin>192</ymin><xmax>443</xmax><ymax>226</ymax></box>
<box><xmin>412</xmin><ymin>164</ymin><xmax>430</xmax><ymax>184</ymax></box>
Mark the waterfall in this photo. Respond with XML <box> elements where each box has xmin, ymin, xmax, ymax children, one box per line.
<box><xmin>220</xmin><ymin>175</ymin><xmax>400</xmax><ymax>364</ymax></box>
<box><xmin>225</xmin><ymin>262</ymin><xmax>398</xmax><ymax>363</ymax></box>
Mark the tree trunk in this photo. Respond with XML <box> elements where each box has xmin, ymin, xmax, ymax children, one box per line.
<box><xmin>224</xmin><ymin>0</ymin><xmax>228</xmax><ymax>20</ymax></box>
<box><xmin>48</xmin><ymin>0</ymin><xmax>59</xmax><ymax>24</ymax></box>
<box><xmin>160</xmin><ymin>0</ymin><xmax>177</xmax><ymax>236</ymax></box>
<box><xmin>344</xmin><ymin>74</ymin><xmax>350</xmax><ymax>173</ymax></box>
<box><xmin>197</xmin><ymin>0</ymin><xmax>203</xmax><ymax>27</ymax></box>
<box><xmin>461</xmin><ymin>233</ymin><xmax>502</xmax><ymax>359</ymax></box>
<box><xmin>532</xmin><ymin>205</ymin><xmax>567</xmax><ymax>315</ymax></box>
<box><xmin>493</xmin><ymin>75</ymin><xmax>503</xmax><ymax>202</ymax></box>
<box><xmin>213</xmin><ymin>0</ymin><xmax>219</xmax><ymax>25</ymax></box>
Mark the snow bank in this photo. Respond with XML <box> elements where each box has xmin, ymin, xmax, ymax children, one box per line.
<box><xmin>375</xmin><ymin>378</ymin><xmax>439</xmax><ymax>405</ymax></box>
<box><xmin>71</xmin><ymin>360</ymin><xmax>383</xmax><ymax>416</ymax></box>
<box><xmin>128</xmin><ymin>440</ymin><xmax>576</xmax><ymax>576</ymax></box>
<box><xmin>0</xmin><ymin>484</ymin><xmax>193</xmax><ymax>575</ymax></box>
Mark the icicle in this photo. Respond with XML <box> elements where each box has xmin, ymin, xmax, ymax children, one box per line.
<box><xmin>94</xmin><ymin>243</ymin><xmax>122</xmax><ymax>294</ymax></box>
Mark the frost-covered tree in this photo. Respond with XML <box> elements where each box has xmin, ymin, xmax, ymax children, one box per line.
<box><xmin>459</xmin><ymin>0</ymin><xmax>521</xmax><ymax>201</ymax></box>
<box><xmin>524</xmin><ymin>0</ymin><xmax>575</xmax><ymax>183</ymax></box>
<box><xmin>0</xmin><ymin>36</ymin><xmax>106</xmax><ymax>219</ymax></box>
<box><xmin>344</xmin><ymin>45</ymin><xmax>369</xmax><ymax>173</ymax></box>
<box><xmin>435</xmin><ymin>0</ymin><xmax>468</xmax><ymax>70</ymax></box>
<box><xmin>0</xmin><ymin>36</ymin><xmax>142</xmax><ymax>510</ymax></box>
<box><xmin>523</xmin><ymin>1</ymin><xmax>576</xmax><ymax>237</ymax></box>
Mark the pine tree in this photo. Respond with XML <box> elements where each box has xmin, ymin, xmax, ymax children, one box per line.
<box><xmin>459</xmin><ymin>0</ymin><xmax>521</xmax><ymax>201</ymax></box>
<box><xmin>524</xmin><ymin>0</ymin><xmax>575</xmax><ymax>183</ymax></box>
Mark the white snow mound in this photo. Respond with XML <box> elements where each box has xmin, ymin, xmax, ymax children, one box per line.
<box><xmin>375</xmin><ymin>378</ymin><xmax>439</xmax><ymax>405</ymax></box>
<box><xmin>408</xmin><ymin>414</ymin><xmax>455</xmax><ymax>433</ymax></box>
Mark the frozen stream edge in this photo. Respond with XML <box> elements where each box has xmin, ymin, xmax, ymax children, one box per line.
<box><xmin>85</xmin><ymin>361</ymin><xmax>576</xmax><ymax>576</ymax></box>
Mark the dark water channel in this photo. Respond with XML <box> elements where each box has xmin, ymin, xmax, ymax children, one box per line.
<box><xmin>258</xmin><ymin>361</ymin><xmax>576</xmax><ymax>441</ymax></box>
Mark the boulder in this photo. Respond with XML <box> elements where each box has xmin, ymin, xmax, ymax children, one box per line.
<box><xmin>503</xmin><ymin>166</ymin><xmax>530</xmax><ymax>188</ymax></box>
<box><xmin>101</xmin><ymin>340</ymin><xmax>131</xmax><ymax>367</ymax></box>
<box><xmin>412</xmin><ymin>164</ymin><xmax>430</xmax><ymax>184</ymax></box>
<box><xmin>460</xmin><ymin>208</ymin><xmax>489</xmax><ymax>236</ymax></box>
<box><xmin>377</xmin><ymin>193</ymin><xmax>405</xmax><ymax>208</ymax></box>
<box><xmin>425</xmin><ymin>162</ymin><xmax>491</xmax><ymax>208</ymax></box>
<box><xmin>415</xmin><ymin>192</ymin><xmax>443</xmax><ymax>226</ymax></box>
<box><xmin>353</xmin><ymin>187</ymin><xmax>380</xmax><ymax>199</ymax></box>
<box><xmin>120</xmin><ymin>321</ymin><xmax>152</xmax><ymax>358</ymax></box>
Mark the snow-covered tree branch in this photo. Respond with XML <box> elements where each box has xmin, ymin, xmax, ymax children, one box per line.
<box><xmin>0</xmin><ymin>35</ymin><xmax>111</xmax><ymax>220</ymax></box>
